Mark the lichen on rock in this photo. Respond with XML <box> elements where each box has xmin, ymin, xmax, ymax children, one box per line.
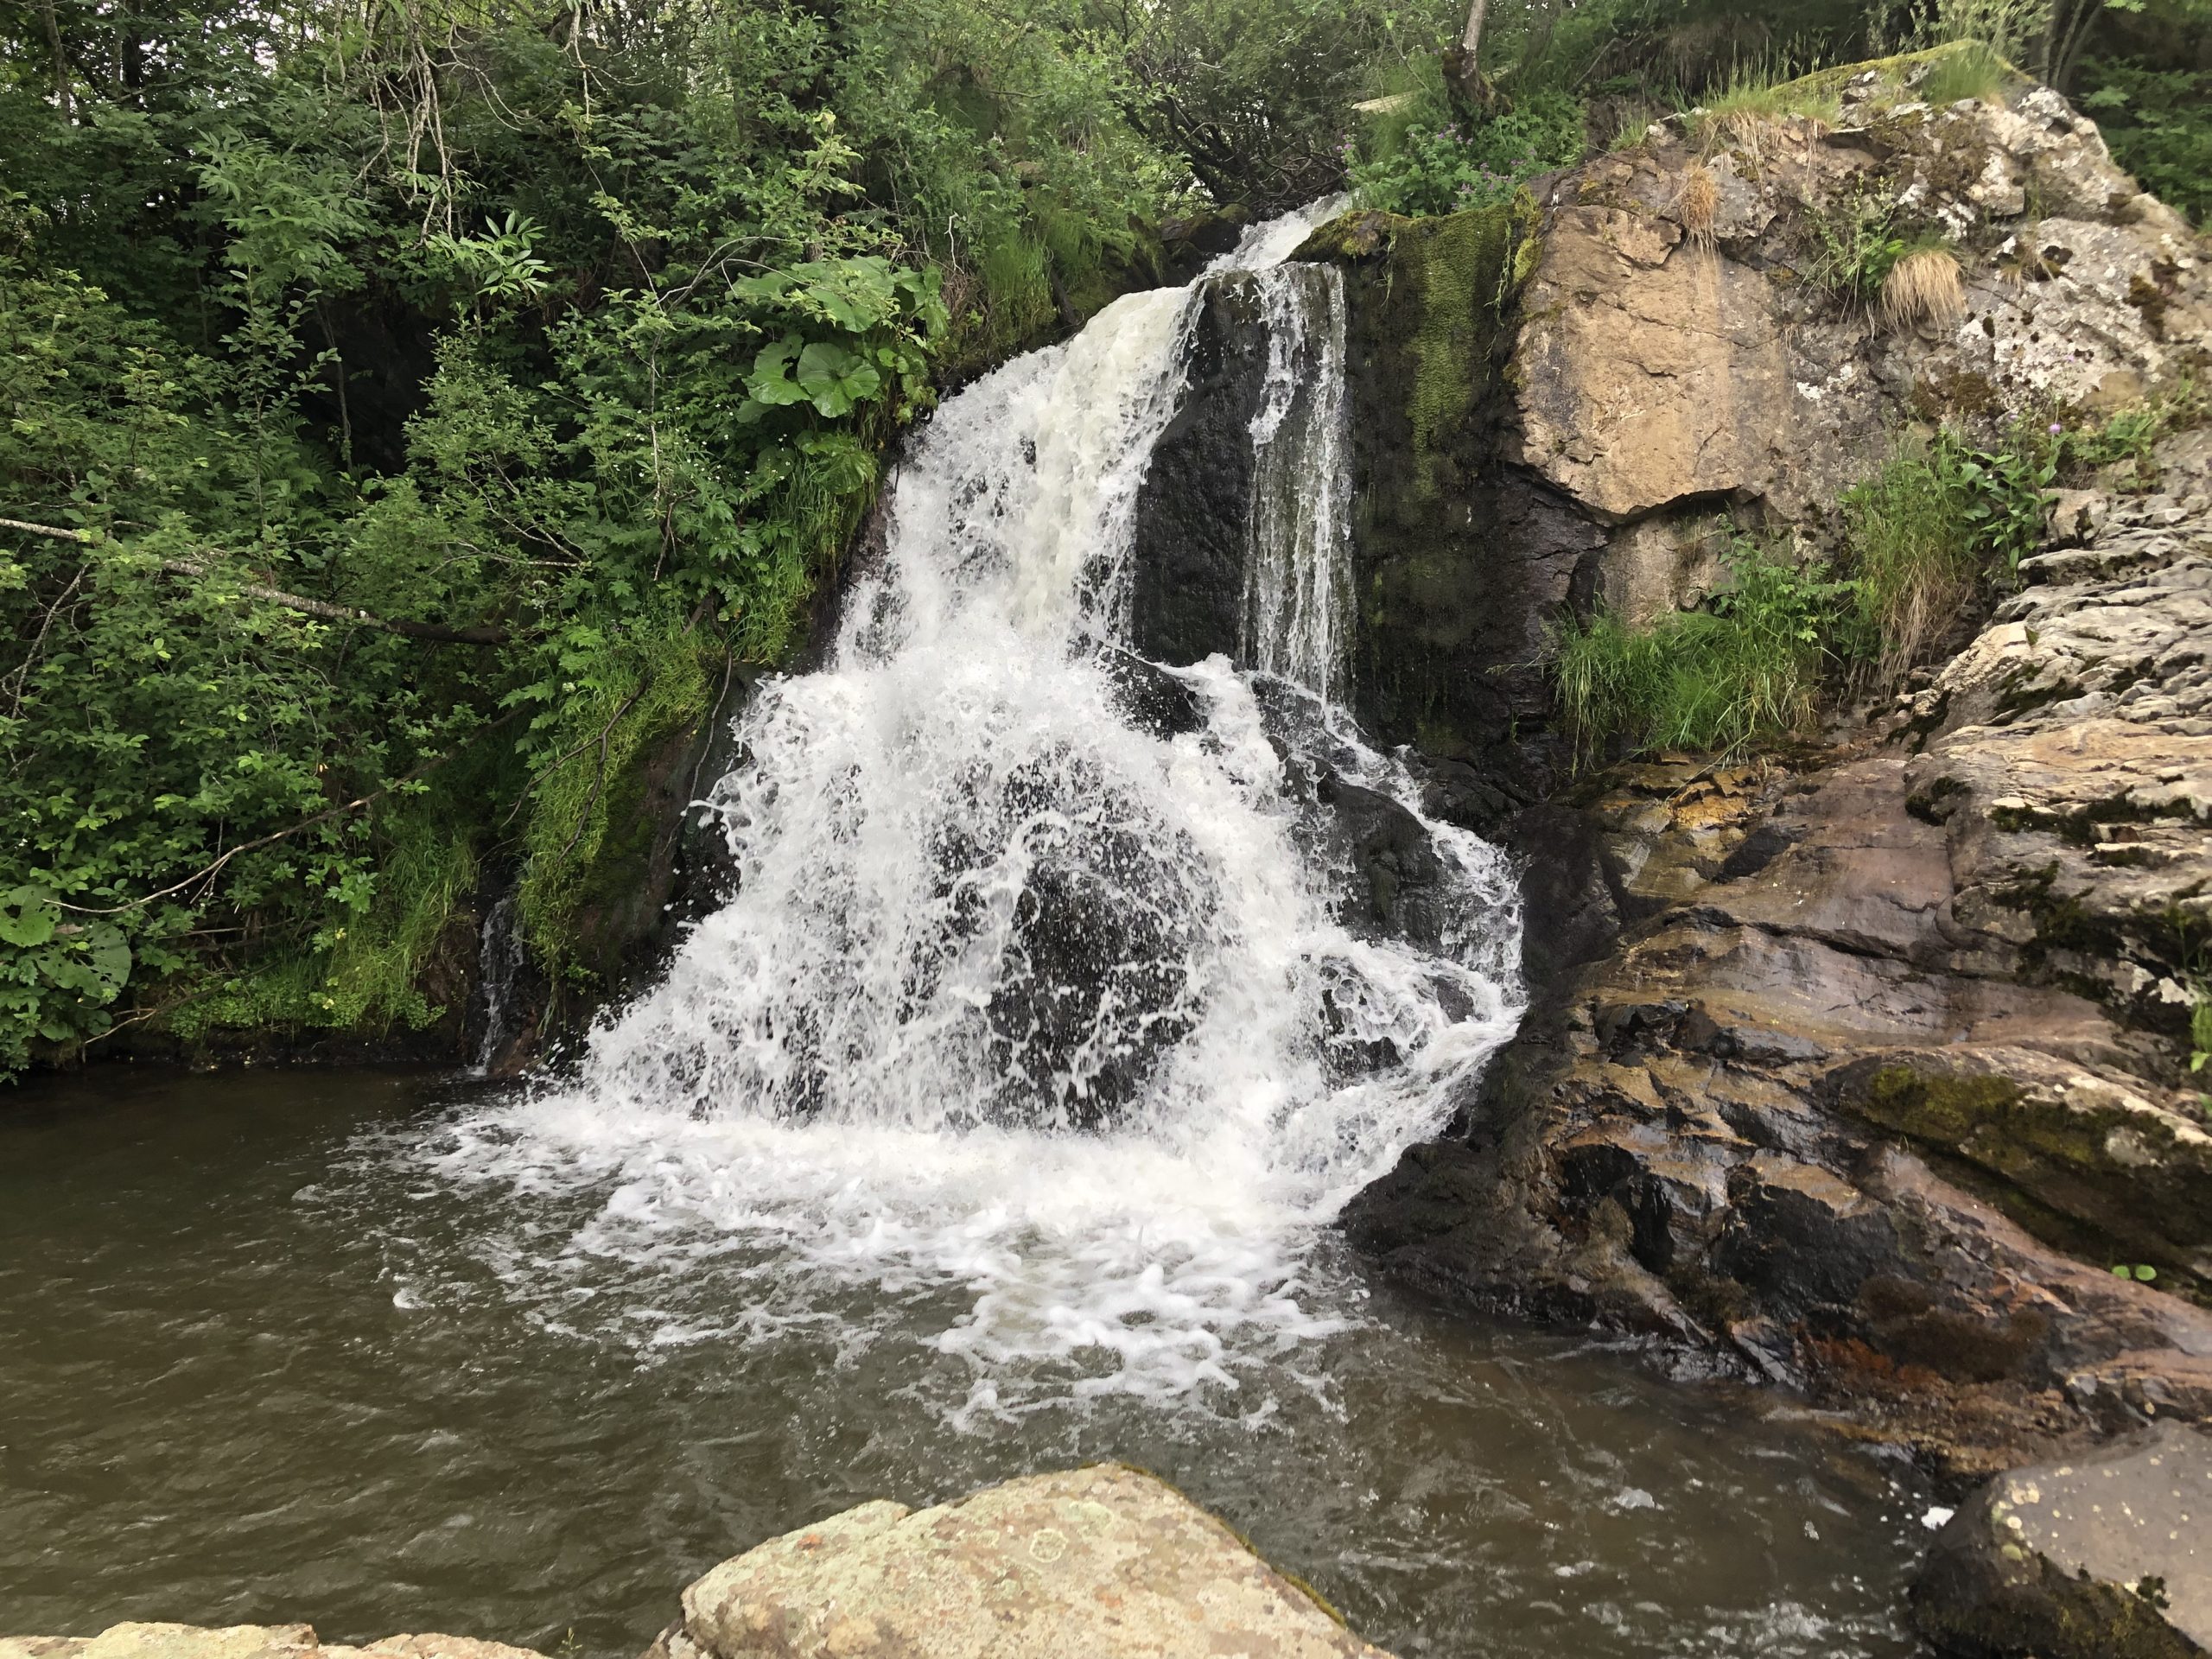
<box><xmin>641</xmin><ymin>1465</ymin><xmax>1394</xmax><ymax>1659</ymax></box>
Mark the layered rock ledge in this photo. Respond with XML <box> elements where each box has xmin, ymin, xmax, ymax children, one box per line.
<box><xmin>1333</xmin><ymin>52</ymin><xmax>2212</xmax><ymax>1478</ymax></box>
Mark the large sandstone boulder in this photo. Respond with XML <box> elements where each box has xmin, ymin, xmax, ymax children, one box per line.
<box><xmin>643</xmin><ymin>1465</ymin><xmax>1390</xmax><ymax>1659</ymax></box>
<box><xmin>0</xmin><ymin>1627</ymin><xmax>541</xmax><ymax>1659</ymax></box>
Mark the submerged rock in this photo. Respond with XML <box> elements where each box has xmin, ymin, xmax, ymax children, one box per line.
<box><xmin>643</xmin><ymin>1465</ymin><xmax>1391</xmax><ymax>1659</ymax></box>
<box><xmin>1912</xmin><ymin>1424</ymin><xmax>2211</xmax><ymax>1657</ymax></box>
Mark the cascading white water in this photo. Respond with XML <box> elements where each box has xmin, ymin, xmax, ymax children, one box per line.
<box><xmin>413</xmin><ymin>200</ymin><xmax>1525</xmax><ymax>1410</ymax></box>
<box><xmin>1242</xmin><ymin>262</ymin><xmax>1354</xmax><ymax>698</ymax></box>
<box><xmin>467</xmin><ymin>892</ymin><xmax>525</xmax><ymax>1077</ymax></box>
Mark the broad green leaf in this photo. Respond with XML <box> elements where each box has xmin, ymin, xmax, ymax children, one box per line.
<box><xmin>0</xmin><ymin>887</ymin><xmax>59</xmax><ymax>949</ymax></box>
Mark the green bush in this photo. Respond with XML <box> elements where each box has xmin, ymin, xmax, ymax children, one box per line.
<box><xmin>1806</xmin><ymin>188</ymin><xmax>1934</xmax><ymax>308</ymax></box>
<box><xmin>2076</xmin><ymin>60</ymin><xmax>2212</xmax><ymax>226</ymax></box>
<box><xmin>0</xmin><ymin>0</ymin><xmax>1185</xmax><ymax>1071</ymax></box>
<box><xmin>1838</xmin><ymin>423</ymin><xmax>2056</xmax><ymax>690</ymax></box>
<box><xmin>1553</xmin><ymin>540</ymin><xmax>1846</xmax><ymax>762</ymax></box>
<box><xmin>1351</xmin><ymin>88</ymin><xmax>1588</xmax><ymax>216</ymax></box>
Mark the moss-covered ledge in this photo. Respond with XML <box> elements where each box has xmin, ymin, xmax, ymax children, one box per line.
<box><xmin>1829</xmin><ymin>1046</ymin><xmax>2212</xmax><ymax>1298</ymax></box>
<box><xmin>1295</xmin><ymin>199</ymin><xmax>1597</xmax><ymax>803</ymax></box>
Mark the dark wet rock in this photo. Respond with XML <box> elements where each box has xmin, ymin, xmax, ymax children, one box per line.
<box><xmin>1410</xmin><ymin>754</ymin><xmax>1516</xmax><ymax>838</ymax></box>
<box><xmin>1158</xmin><ymin>207</ymin><xmax>1252</xmax><ymax>283</ymax></box>
<box><xmin>1343</xmin><ymin>743</ymin><xmax>2212</xmax><ymax>1473</ymax></box>
<box><xmin>1313</xmin><ymin>771</ymin><xmax>1452</xmax><ymax>949</ymax></box>
<box><xmin>1127</xmin><ymin>274</ymin><xmax>1268</xmax><ymax>669</ymax></box>
<box><xmin>1912</xmin><ymin>1424</ymin><xmax>2212</xmax><ymax>1657</ymax></box>
<box><xmin>1303</xmin><ymin>207</ymin><xmax>1599</xmax><ymax>802</ymax></box>
<box><xmin>1099</xmin><ymin>649</ymin><xmax>1208</xmax><ymax>739</ymax></box>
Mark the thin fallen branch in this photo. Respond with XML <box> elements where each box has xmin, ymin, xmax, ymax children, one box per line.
<box><xmin>0</xmin><ymin>518</ymin><xmax>508</xmax><ymax>645</ymax></box>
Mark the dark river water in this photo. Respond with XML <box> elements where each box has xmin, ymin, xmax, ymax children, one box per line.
<box><xmin>0</xmin><ymin>1067</ymin><xmax>1931</xmax><ymax>1659</ymax></box>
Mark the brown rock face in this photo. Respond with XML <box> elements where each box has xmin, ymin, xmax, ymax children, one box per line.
<box><xmin>1338</xmin><ymin>51</ymin><xmax>2212</xmax><ymax>1471</ymax></box>
<box><xmin>643</xmin><ymin>1465</ymin><xmax>1390</xmax><ymax>1659</ymax></box>
<box><xmin>1512</xmin><ymin>206</ymin><xmax>1795</xmax><ymax>528</ymax></box>
<box><xmin>1503</xmin><ymin>66</ymin><xmax>2211</xmax><ymax>626</ymax></box>
<box><xmin>1345</xmin><ymin>443</ymin><xmax>2212</xmax><ymax>1469</ymax></box>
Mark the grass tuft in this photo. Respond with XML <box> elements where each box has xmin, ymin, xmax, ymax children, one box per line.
<box><xmin>1553</xmin><ymin>540</ymin><xmax>1838</xmax><ymax>763</ymax></box>
<box><xmin>1679</xmin><ymin>165</ymin><xmax>1719</xmax><ymax>251</ymax></box>
<box><xmin>1881</xmin><ymin>245</ymin><xmax>1967</xmax><ymax>334</ymax></box>
<box><xmin>1919</xmin><ymin>39</ymin><xmax>2013</xmax><ymax>105</ymax></box>
<box><xmin>1688</xmin><ymin>56</ymin><xmax>1841</xmax><ymax>154</ymax></box>
<box><xmin>1838</xmin><ymin>442</ymin><xmax>1981</xmax><ymax>690</ymax></box>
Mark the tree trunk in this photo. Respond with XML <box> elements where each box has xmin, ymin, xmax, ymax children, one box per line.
<box><xmin>1442</xmin><ymin>0</ymin><xmax>1503</xmax><ymax>118</ymax></box>
<box><xmin>38</xmin><ymin>0</ymin><xmax>72</xmax><ymax>119</ymax></box>
<box><xmin>1461</xmin><ymin>0</ymin><xmax>1489</xmax><ymax>58</ymax></box>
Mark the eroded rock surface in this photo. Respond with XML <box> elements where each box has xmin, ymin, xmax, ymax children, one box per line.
<box><xmin>1346</xmin><ymin>445</ymin><xmax>2212</xmax><ymax>1471</ymax></box>
<box><xmin>643</xmin><ymin>1465</ymin><xmax>1390</xmax><ymax>1659</ymax></box>
<box><xmin>1510</xmin><ymin>55</ymin><xmax>2209</xmax><ymax>625</ymax></box>
<box><xmin>1339</xmin><ymin>51</ymin><xmax>2212</xmax><ymax>1471</ymax></box>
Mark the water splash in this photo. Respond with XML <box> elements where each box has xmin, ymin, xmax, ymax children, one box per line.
<box><xmin>400</xmin><ymin>198</ymin><xmax>1524</xmax><ymax>1412</ymax></box>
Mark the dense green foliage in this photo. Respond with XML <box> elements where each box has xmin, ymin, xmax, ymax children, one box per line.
<box><xmin>0</xmin><ymin>0</ymin><xmax>1179</xmax><ymax>1067</ymax></box>
<box><xmin>2077</xmin><ymin>58</ymin><xmax>2212</xmax><ymax>226</ymax></box>
<box><xmin>1553</xmin><ymin>542</ymin><xmax>1845</xmax><ymax>761</ymax></box>
<box><xmin>1351</xmin><ymin>88</ymin><xmax>1586</xmax><ymax>215</ymax></box>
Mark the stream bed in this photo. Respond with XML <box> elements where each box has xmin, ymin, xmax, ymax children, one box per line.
<box><xmin>1</xmin><ymin>1067</ymin><xmax>1929</xmax><ymax>1659</ymax></box>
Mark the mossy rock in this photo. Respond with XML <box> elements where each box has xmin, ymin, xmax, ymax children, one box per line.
<box><xmin>1299</xmin><ymin>194</ymin><xmax>1592</xmax><ymax>783</ymax></box>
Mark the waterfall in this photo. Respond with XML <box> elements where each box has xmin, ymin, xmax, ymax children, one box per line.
<box><xmin>415</xmin><ymin>200</ymin><xmax>1524</xmax><ymax>1408</ymax></box>
<box><xmin>467</xmin><ymin>892</ymin><xmax>525</xmax><ymax>1077</ymax></box>
<box><xmin>1242</xmin><ymin>263</ymin><xmax>1353</xmax><ymax>699</ymax></box>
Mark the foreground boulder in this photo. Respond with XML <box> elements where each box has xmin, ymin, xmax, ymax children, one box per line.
<box><xmin>644</xmin><ymin>1465</ymin><xmax>1389</xmax><ymax>1659</ymax></box>
<box><xmin>1913</xmin><ymin>1424</ymin><xmax>2211</xmax><ymax>1656</ymax></box>
<box><xmin>0</xmin><ymin>1629</ymin><xmax>540</xmax><ymax>1659</ymax></box>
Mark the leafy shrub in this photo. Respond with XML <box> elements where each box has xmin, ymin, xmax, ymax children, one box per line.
<box><xmin>1839</xmin><ymin>424</ymin><xmax>2056</xmax><ymax>690</ymax></box>
<box><xmin>1807</xmin><ymin>188</ymin><xmax>1948</xmax><ymax>309</ymax></box>
<box><xmin>0</xmin><ymin>0</ymin><xmax>1185</xmax><ymax>1071</ymax></box>
<box><xmin>1351</xmin><ymin>89</ymin><xmax>1588</xmax><ymax>216</ymax></box>
<box><xmin>2076</xmin><ymin>59</ymin><xmax>2212</xmax><ymax>226</ymax></box>
<box><xmin>1553</xmin><ymin>540</ymin><xmax>1847</xmax><ymax>762</ymax></box>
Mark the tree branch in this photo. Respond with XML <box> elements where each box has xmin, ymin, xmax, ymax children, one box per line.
<box><xmin>0</xmin><ymin>518</ymin><xmax>508</xmax><ymax>645</ymax></box>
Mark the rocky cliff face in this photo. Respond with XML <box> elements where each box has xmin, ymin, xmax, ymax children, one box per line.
<box><xmin>1512</xmin><ymin>61</ymin><xmax>2207</xmax><ymax>623</ymax></box>
<box><xmin>1333</xmin><ymin>52</ymin><xmax>2212</xmax><ymax>1475</ymax></box>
